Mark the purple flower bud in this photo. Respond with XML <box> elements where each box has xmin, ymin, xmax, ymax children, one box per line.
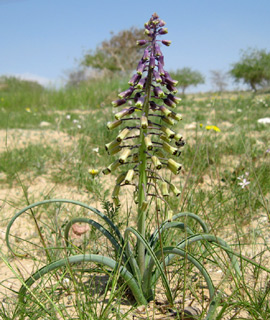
<box><xmin>155</xmin><ymin>44</ymin><xmax>162</xmax><ymax>57</ymax></box>
<box><xmin>149</xmin><ymin>56</ymin><xmax>155</xmax><ymax>69</ymax></box>
<box><xmin>135</xmin><ymin>96</ymin><xmax>145</xmax><ymax>107</ymax></box>
<box><xmin>144</xmin><ymin>29</ymin><xmax>150</xmax><ymax>36</ymax></box>
<box><xmin>136</xmin><ymin>40</ymin><xmax>147</xmax><ymax>46</ymax></box>
<box><xmin>167</xmin><ymin>94</ymin><xmax>181</xmax><ymax>104</ymax></box>
<box><xmin>144</xmin><ymin>22</ymin><xmax>150</xmax><ymax>30</ymax></box>
<box><xmin>128</xmin><ymin>73</ymin><xmax>141</xmax><ymax>86</ymax></box>
<box><xmin>164</xmin><ymin>77</ymin><xmax>178</xmax><ymax>87</ymax></box>
<box><xmin>158</xmin><ymin>28</ymin><xmax>168</xmax><ymax>35</ymax></box>
<box><xmin>158</xmin><ymin>56</ymin><xmax>164</xmax><ymax>66</ymax></box>
<box><xmin>159</xmin><ymin>105</ymin><xmax>172</xmax><ymax>117</ymax></box>
<box><xmin>136</xmin><ymin>77</ymin><xmax>147</xmax><ymax>89</ymax></box>
<box><xmin>142</xmin><ymin>49</ymin><xmax>150</xmax><ymax>61</ymax></box>
<box><xmin>166</xmin><ymin>84</ymin><xmax>178</xmax><ymax>93</ymax></box>
<box><xmin>161</xmin><ymin>40</ymin><xmax>171</xmax><ymax>46</ymax></box>
<box><xmin>164</xmin><ymin>71</ymin><xmax>173</xmax><ymax>81</ymax></box>
<box><xmin>118</xmin><ymin>87</ymin><xmax>135</xmax><ymax>99</ymax></box>
<box><xmin>153</xmin><ymin>86</ymin><xmax>165</xmax><ymax>98</ymax></box>
<box><xmin>164</xmin><ymin>98</ymin><xmax>176</xmax><ymax>108</ymax></box>
<box><xmin>137</xmin><ymin>60</ymin><xmax>146</xmax><ymax>75</ymax></box>
<box><xmin>159</xmin><ymin>20</ymin><xmax>166</xmax><ymax>27</ymax></box>
<box><xmin>111</xmin><ymin>99</ymin><xmax>126</xmax><ymax>108</ymax></box>
<box><xmin>153</xmin><ymin>70</ymin><xmax>162</xmax><ymax>83</ymax></box>
<box><xmin>158</xmin><ymin>62</ymin><xmax>165</xmax><ymax>76</ymax></box>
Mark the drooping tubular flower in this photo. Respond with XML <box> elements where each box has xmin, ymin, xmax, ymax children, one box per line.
<box><xmin>103</xmin><ymin>12</ymin><xmax>185</xmax><ymax>212</ymax></box>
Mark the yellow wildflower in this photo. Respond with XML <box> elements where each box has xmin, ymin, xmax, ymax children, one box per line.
<box><xmin>25</xmin><ymin>107</ymin><xmax>31</xmax><ymax>112</ymax></box>
<box><xmin>88</xmin><ymin>169</ymin><xmax>99</xmax><ymax>176</ymax></box>
<box><xmin>205</xmin><ymin>125</ymin><xmax>221</xmax><ymax>132</ymax></box>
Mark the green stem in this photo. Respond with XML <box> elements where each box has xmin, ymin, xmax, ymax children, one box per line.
<box><xmin>137</xmin><ymin>67</ymin><xmax>153</xmax><ymax>275</ymax></box>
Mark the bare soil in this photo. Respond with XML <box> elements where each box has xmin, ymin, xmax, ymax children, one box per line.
<box><xmin>0</xmin><ymin>123</ymin><xmax>269</xmax><ymax>319</ymax></box>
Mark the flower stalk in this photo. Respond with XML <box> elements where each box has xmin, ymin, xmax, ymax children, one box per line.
<box><xmin>103</xmin><ymin>12</ymin><xmax>185</xmax><ymax>276</ymax></box>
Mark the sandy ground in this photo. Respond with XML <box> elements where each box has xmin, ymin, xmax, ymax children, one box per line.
<box><xmin>0</xmin><ymin>123</ymin><xmax>269</xmax><ymax>319</ymax></box>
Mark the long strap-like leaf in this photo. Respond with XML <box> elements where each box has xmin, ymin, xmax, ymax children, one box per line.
<box><xmin>125</xmin><ymin>227</ymin><xmax>173</xmax><ymax>304</ymax></box>
<box><xmin>18</xmin><ymin>254</ymin><xmax>147</xmax><ymax>308</ymax></box>
<box><xmin>6</xmin><ymin>199</ymin><xmax>123</xmax><ymax>257</ymax></box>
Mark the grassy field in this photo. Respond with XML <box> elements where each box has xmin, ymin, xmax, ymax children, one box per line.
<box><xmin>0</xmin><ymin>76</ymin><xmax>270</xmax><ymax>319</ymax></box>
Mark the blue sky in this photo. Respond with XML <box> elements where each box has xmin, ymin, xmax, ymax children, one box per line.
<box><xmin>1</xmin><ymin>0</ymin><xmax>270</xmax><ymax>91</ymax></box>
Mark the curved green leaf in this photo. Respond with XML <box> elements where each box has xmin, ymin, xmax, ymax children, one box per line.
<box><xmin>18</xmin><ymin>254</ymin><xmax>147</xmax><ymax>309</ymax></box>
<box><xmin>6</xmin><ymin>199</ymin><xmax>123</xmax><ymax>257</ymax></box>
<box><xmin>172</xmin><ymin>212</ymin><xmax>209</xmax><ymax>233</ymax></box>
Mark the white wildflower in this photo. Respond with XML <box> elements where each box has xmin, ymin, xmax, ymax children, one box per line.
<box><xmin>66</xmin><ymin>114</ymin><xmax>71</xmax><ymax>120</ymax></box>
<box><xmin>258</xmin><ymin>118</ymin><xmax>270</xmax><ymax>124</ymax></box>
<box><xmin>238</xmin><ymin>178</ymin><xmax>250</xmax><ymax>189</ymax></box>
<box><xmin>73</xmin><ymin>119</ymin><xmax>79</xmax><ymax>124</ymax></box>
<box><xmin>62</xmin><ymin>278</ymin><xmax>70</xmax><ymax>286</ymax></box>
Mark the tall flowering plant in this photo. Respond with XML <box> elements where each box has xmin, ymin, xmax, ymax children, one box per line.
<box><xmin>6</xmin><ymin>13</ymin><xmax>241</xmax><ymax>319</ymax></box>
<box><xmin>103</xmin><ymin>12</ymin><xmax>184</xmax><ymax>274</ymax></box>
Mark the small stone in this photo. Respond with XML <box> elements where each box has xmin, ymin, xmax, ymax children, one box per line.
<box><xmin>39</xmin><ymin>121</ymin><xmax>51</xmax><ymax>127</ymax></box>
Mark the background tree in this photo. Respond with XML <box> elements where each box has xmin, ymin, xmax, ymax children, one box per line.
<box><xmin>229</xmin><ymin>48</ymin><xmax>270</xmax><ymax>92</ymax></box>
<box><xmin>82</xmin><ymin>27</ymin><xmax>146</xmax><ymax>74</ymax></box>
<box><xmin>170</xmin><ymin>67</ymin><xmax>204</xmax><ymax>95</ymax></box>
<box><xmin>210</xmin><ymin>70</ymin><xmax>228</xmax><ymax>92</ymax></box>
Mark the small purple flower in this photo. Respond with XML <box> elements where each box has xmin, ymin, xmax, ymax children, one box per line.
<box><xmin>167</xmin><ymin>93</ymin><xmax>181</xmax><ymax>104</ymax></box>
<box><xmin>158</xmin><ymin>55</ymin><xmax>164</xmax><ymax>66</ymax></box>
<box><xmin>158</xmin><ymin>62</ymin><xmax>165</xmax><ymax>76</ymax></box>
<box><xmin>159</xmin><ymin>20</ymin><xmax>166</xmax><ymax>27</ymax></box>
<box><xmin>112</xmin><ymin>99</ymin><xmax>127</xmax><ymax>108</ymax></box>
<box><xmin>155</xmin><ymin>43</ymin><xmax>162</xmax><ymax>57</ymax></box>
<box><xmin>128</xmin><ymin>73</ymin><xmax>141</xmax><ymax>86</ymax></box>
<box><xmin>153</xmin><ymin>70</ymin><xmax>162</xmax><ymax>83</ymax></box>
<box><xmin>135</xmin><ymin>96</ymin><xmax>145</xmax><ymax>108</ymax></box>
<box><xmin>166</xmin><ymin>84</ymin><xmax>178</xmax><ymax>93</ymax></box>
<box><xmin>154</xmin><ymin>86</ymin><xmax>165</xmax><ymax>98</ymax></box>
<box><xmin>161</xmin><ymin>40</ymin><xmax>171</xmax><ymax>46</ymax></box>
<box><xmin>158</xmin><ymin>28</ymin><xmax>168</xmax><ymax>35</ymax></box>
<box><xmin>136</xmin><ymin>77</ymin><xmax>147</xmax><ymax>89</ymax></box>
<box><xmin>118</xmin><ymin>87</ymin><xmax>135</xmax><ymax>99</ymax></box>
<box><xmin>149</xmin><ymin>56</ymin><xmax>155</xmax><ymax>69</ymax></box>
<box><xmin>137</xmin><ymin>60</ymin><xmax>146</xmax><ymax>75</ymax></box>
<box><xmin>136</xmin><ymin>40</ymin><xmax>147</xmax><ymax>46</ymax></box>
<box><xmin>164</xmin><ymin>97</ymin><xmax>176</xmax><ymax>108</ymax></box>
<box><xmin>142</xmin><ymin>49</ymin><xmax>150</xmax><ymax>61</ymax></box>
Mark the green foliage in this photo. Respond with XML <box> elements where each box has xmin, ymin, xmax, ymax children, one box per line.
<box><xmin>230</xmin><ymin>48</ymin><xmax>270</xmax><ymax>91</ymax></box>
<box><xmin>82</xmin><ymin>27</ymin><xmax>146</xmax><ymax>73</ymax></box>
<box><xmin>170</xmin><ymin>67</ymin><xmax>205</xmax><ymax>94</ymax></box>
<box><xmin>0</xmin><ymin>75</ymin><xmax>128</xmax><ymax>113</ymax></box>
